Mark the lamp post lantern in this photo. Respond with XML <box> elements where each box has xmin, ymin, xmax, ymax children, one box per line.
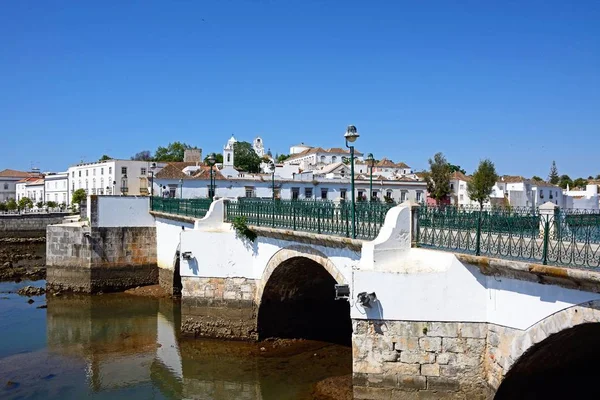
<box><xmin>179</xmin><ymin>178</ymin><xmax>183</xmax><ymax>199</ymax></box>
<box><xmin>344</xmin><ymin>125</ymin><xmax>360</xmax><ymax>239</ymax></box>
<box><xmin>366</xmin><ymin>153</ymin><xmax>375</xmax><ymax>202</ymax></box>
<box><xmin>269</xmin><ymin>160</ymin><xmax>276</xmax><ymax>227</ymax></box>
<box><xmin>207</xmin><ymin>154</ymin><xmax>216</xmax><ymax>201</ymax></box>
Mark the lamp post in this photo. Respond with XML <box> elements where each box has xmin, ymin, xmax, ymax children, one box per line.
<box><xmin>269</xmin><ymin>160</ymin><xmax>276</xmax><ymax>201</ymax></box>
<box><xmin>149</xmin><ymin>162</ymin><xmax>156</xmax><ymax>207</ymax></box>
<box><xmin>179</xmin><ymin>178</ymin><xmax>183</xmax><ymax>199</ymax></box>
<box><xmin>367</xmin><ymin>153</ymin><xmax>374</xmax><ymax>202</ymax></box>
<box><xmin>344</xmin><ymin>125</ymin><xmax>360</xmax><ymax>239</ymax></box>
<box><xmin>207</xmin><ymin>154</ymin><xmax>216</xmax><ymax>200</ymax></box>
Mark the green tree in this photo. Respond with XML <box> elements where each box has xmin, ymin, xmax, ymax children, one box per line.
<box><xmin>467</xmin><ymin>159</ymin><xmax>499</xmax><ymax>210</ymax></box>
<box><xmin>6</xmin><ymin>199</ymin><xmax>17</xmax><ymax>211</ymax></box>
<box><xmin>72</xmin><ymin>189</ymin><xmax>87</xmax><ymax>206</ymax></box>
<box><xmin>596</xmin><ymin>174</ymin><xmax>600</xmax><ymax>180</ymax></box>
<box><xmin>548</xmin><ymin>161</ymin><xmax>559</xmax><ymax>184</ymax></box>
<box><xmin>558</xmin><ymin>175</ymin><xmax>573</xmax><ymax>189</ymax></box>
<box><xmin>233</xmin><ymin>141</ymin><xmax>261</xmax><ymax>173</ymax></box>
<box><xmin>531</xmin><ymin>176</ymin><xmax>543</xmax><ymax>182</ymax></box>
<box><xmin>573</xmin><ymin>177</ymin><xmax>588</xmax><ymax>188</ymax></box>
<box><xmin>99</xmin><ymin>155</ymin><xmax>112</xmax><ymax>161</ymax></box>
<box><xmin>36</xmin><ymin>201</ymin><xmax>44</xmax><ymax>209</ymax></box>
<box><xmin>448</xmin><ymin>164</ymin><xmax>466</xmax><ymax>175</ymax></box>
<box><xmin>423</xmin><ymin>152</ymin><xmax>452</xmax><ymax>205</ymax></box>
<box><xmin>0</xmin><ymin>202</ymin><xmax>7</xmax><ymax>212</ymax></box>
<box><xmin>46</xmin><ymin>201</ymin><xmax>58</xmax><ymax>208</ymax></box>
<box><xmin>276</xmin><ymin>154</ymin><xmax>290</xmax><ymax>163</ymax></box>
<box><xmin>154</xmin><ymin>142</ymin><xmax>193</xmax><ymax>162</ymax></box>
<box><xmin>204</xmin><ymin>153</ymin><xmax>223</xmax><ymax>164</ymax></box>
<box><xmin>18</xmin><ymin>197</ymin><xmax>33</xmax><ymax>210</ymax></box>
<box><xmin>131</xmin><ymin>150</ymin><xmax>153</xmax><ymax>161</ymax></box>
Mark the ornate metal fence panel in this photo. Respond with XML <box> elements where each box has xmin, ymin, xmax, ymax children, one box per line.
<box><xmin>151</xmin><ymin>197</ymin><xmax>212</xmax><ymax>218</ymax></box>
<box><xmin>417</xmin><ymin>205</ymin><xmax>600</xmax><ymax>269</ymax></box>
<box><xmin>224</xmin><ymin>198</ymin><xmax>395</xmax><ymax>241</ymax></box>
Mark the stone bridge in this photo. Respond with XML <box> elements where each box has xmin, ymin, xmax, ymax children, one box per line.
<box><xmin>45</xmin><ymin>196</ymin><xmax>600</xmax><ymax>399</ymax></box>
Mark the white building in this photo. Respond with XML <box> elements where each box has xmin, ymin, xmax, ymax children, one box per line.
<box><xmin>371</xmin><ymin>158</ymin><xmax>413</xmax><ymax>178</ymax></box>
<box><xmin>289</xmin><ymin>143</ymin><xmax>312</xmax><ymax>155</ymax></box>
<box><xmin>16</xmin><ymin>178</ymin><xmax>45</xmax><ymax>205</ymax></box>
<box><xmin>155</xmin><ymin>162</ymin><xmax>427</xmax><ymax>203</ymax></box>
<box><xmin>0</xmin><ymin>169</ymin><xmax>41</xmax><ymax>202</ymax></box>
<box><xmin>283</xmin><ymin>146</ymin><xmax>364</xmax><ymax>171</ymax></box>
<box><xmin>67</xmin><ymin>159</ymin><xmax>159</xmax><ymax>199</ymax></box>
<box><xmin>449</xmin><ymin>171</ymin><xmax>476</xmax><ymax>206</ymax></box>
<box><xmin>563</xmin><ymin>184</ymin><xmax>599</xmax><ymax>210</ymax></box>
<box><xmin>253</xmin><ymin>136</ymin><xmax>265</xmax><ymax>158</ymax></box>
<box><xmin>45</xmin><ymin>172</ymin><xmax>69</xmax><ymax>205</ymax></box>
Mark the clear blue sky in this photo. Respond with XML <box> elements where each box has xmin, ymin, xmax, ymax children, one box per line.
<box><xmin>1</xmin><ymin>0</ymin><xmax>599</xmax><ymax>178</ymax></box>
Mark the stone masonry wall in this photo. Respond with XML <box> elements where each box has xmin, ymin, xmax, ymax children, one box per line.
<box><xmin>181</xmin><ymin>277</ymin><xmax>258</xmax><ymax>340</ymax></box>
<box><xmin>1</xmin><ymin>213</ymin><xmax>68</xmax><ymax>233</ymax></box>
<box><xmin>352</xmin><ymin>319</ymin><xmax>493</xmax><ymax>400</ymax></box>
<box><xmin>46</xmin><ymin>224</ymin><xmax>157</xmax><ymax>293</ymax></box>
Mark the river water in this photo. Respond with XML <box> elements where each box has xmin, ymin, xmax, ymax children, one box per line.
<box><xmin>0</xmin><ymin>280</ymin><xmax>351</xmax><ymax>400</ymax></box>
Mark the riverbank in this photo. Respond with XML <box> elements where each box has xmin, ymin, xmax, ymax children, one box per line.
<box><xmin>0</xmin><ymin>236</ymin><xmax>46</xmax><ymax>282</ymax></box>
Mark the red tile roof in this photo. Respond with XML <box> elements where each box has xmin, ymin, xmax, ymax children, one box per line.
<box><xmin>0</xmin><ymin>169</ymin><xmax>39</xmax><ymax>178</ymax></box>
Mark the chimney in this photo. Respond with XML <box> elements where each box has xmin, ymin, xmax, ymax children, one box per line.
<box><xmin>184</xmin><ymin>148</ymin><xmax>202</xmax><ymax>163</ymax></box>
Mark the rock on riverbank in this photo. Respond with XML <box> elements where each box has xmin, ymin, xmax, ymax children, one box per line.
<box><xmin>17</xmin><ymin>285</ymin><xmax>46</xmax><ymax>297</ymax></box>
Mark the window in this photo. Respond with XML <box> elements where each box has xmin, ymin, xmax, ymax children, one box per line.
<box><xmin>141</xmin><ymin>168</ymin><xmax>147</xmax><ymax>175</ymax></box>
<box><xmin>540</xmin><ymin>189</ymin><xmax>544</xmax><ymax>199</ymax></box>
<box><xmin>78</xmin><ymin>171</ymin><xmax>81</xmax><ymax>177</ymax></box>
<box><xmin>227</xmin><ymin>153</ymin><xmax>231</xmax><ymax>163</ymax></box>
<box><xmin>101</xmin><ymin>168</ymin><xmax>104</xmax><ymax>175</ymax></box>
<box><xmin>332</xmin><ymin>156</ymin><xmax>337</xmax><ymax>163</ymax></box>
<box><xmin>85</xmin><ymin>180</ymin><xmax>88</xmax><ymax>189</ymax></box>
<box><xmin>93</xmin><ymin>169</ymin><xmax>96</xmax><ymax>176</ymax></box>
<box><xmin>460</xmin><ymin>194</ymin><xmax>464</xmax><ymax>201</ymax></box>
<box><xmin>305</xmin><ymin>188</ymin><xmax>313</xmax><ymax>198</ymax></box>
<box><xmin>401</xmin><ymin>191</ymin><xmax>407</xmax><ymax>202</ymax></box>
<box><xmin>416</xmin><ymin>191</ymin><xmax>423</xmax><ymax>202</ymax></box>
<box><xmin>3</xmin><ymin>183</ymin><xmax>7</xmax><ymax>190</ymax></box>
<box><xmin>245</xmin><ymin>187</ymin><xmax>255</xmax><ymax>198</ymax></box>
<box><xmin>86</xmin><ymin>170</ymin><xmax>89</xmax><ymax>177</ymax></box>
<box><xmin>450</xmin><ymin>183</ymin><xmax>454</xmax><ymax>190</ymax></box>
<box><xmin>372</xmin><ymin>190</ymin><xmax>379</xmax><ymax>200</ymax></box>
<box><xmin>340</xmin><ymin>189</ymin><xmax>347</xmax><ymax>200</ymax></box>
<box><xmin>459</xmin><ymin>184</ymin><xmax>465</xmax><ymax>190</ymax></box>
<box><xmin>386</xmin><ymin>190</ymin><xmax>393</xmax><ymax>199</ymax></box>
<box><xmin>54</xmin><ymin>194</ymin><xmax>58</xmax><ymax>202</ymax></box>
<box><xmin>357</xmin><ymin>190</ymin><xmax>365</xmax><ymax>200</ymax></box>
<box><xmin>292</xmin><ymin>188</ymin><xmax>300</xmax><ymax>200</ymax></box>
<box><xmin>54</xmin><ymin>182</ymin><xmax>57</xmax><ymax>189</ymax></box>
<box><xmin>72</xmin><ymin>171</ymin><xmax>74</xmax><ymax>178</ymax></box>
<box><xmin>93</xmin><ymin>178</ymin><xmax>96</xmax><ymax>188</ymax></box>
<box><xmin>320</xmin><ymin>155</ymin><xmax>326</xmax><ymax>163</ymax></box>
<box><xmin>109</xmin><ymin>167</ymin><xmax>112</xmax><ymax>174</ymax></box>
<box><xmin>100</xmin><ymin>178</ymin><xmax>104</xmax><ymax>189</ymax></box>
<box><xmin>121</xmin><ymin>167</ymin><xmax>127</xmax><ymax>175</ymax></box>
<box><xmin>321</xmin><ymin>188</ymin><xmax>328</xmax><ymax>200</ymax></box>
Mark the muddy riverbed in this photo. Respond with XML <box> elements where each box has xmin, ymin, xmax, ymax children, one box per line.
<box><xmin>0</xmin><ymin>280</ymin><xmax>352</xmax><ymax>400</ymax></box>
<box><xmin>0</xmin><ymin>235</ymin><xmax>46</xmax><ymax>282</ymax></box>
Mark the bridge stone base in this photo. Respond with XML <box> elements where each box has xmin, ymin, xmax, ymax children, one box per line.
<box><xmin>181</xmin><ymin>277</ymin><xmax>258</xmax><ymax>340</ymax></box>
<box><xmin>352</xmin><ymin>319</ymin><xmax>494</xmax><ymax>400</ymax></box>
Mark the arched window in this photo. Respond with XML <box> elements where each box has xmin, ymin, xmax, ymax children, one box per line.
<box><xmin>227</xmin><ymin>153</ymin><xmax>231</xmax><ymax>162</ymax></box>
<box><xmin>320</xmin><ymin>155</ymin><xmax>326</xmax><ymax>163</ymax></box>
<box><xmin>332</xmin><ymin>156</ymin><xmax>337</xmax><ymax>163</ymax></box>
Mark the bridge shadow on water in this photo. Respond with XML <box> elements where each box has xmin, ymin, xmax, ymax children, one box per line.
<box><xmin>257</xmin><ymin>256</ymin><xmax>353</xmax><ymax>346</ymax></box>
<box><xmin>495</xmin><ymin>322</ymin><xmax>600</xmax><ymax>399</ymax></box>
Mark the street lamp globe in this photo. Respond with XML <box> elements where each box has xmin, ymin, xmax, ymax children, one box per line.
<box><xmin>207</xmin><ymin>154</ymin><xmax>216</xmax><ymax>166</ymax></box>
<box><xmin>366</xmin><ymin>153</ymin><xmax>375</xmax><ymax>167</ymax></box>
<box><xmin>344</xmin><ymin>125</ymin><xmax>360</xmax><ymax>143</ymax></box>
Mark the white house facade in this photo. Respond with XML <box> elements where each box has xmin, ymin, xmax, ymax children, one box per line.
<box><xmin>45</xmin><ymin>172</ymin><xmax>69</xmax><ymax>205</ymax></box>
<box><xmin>283</xmin><ymin>146</ymin><xmax>364</xmax><ymax>171</ymax></box>
<box><xmin>0</xmin><ymin>169</ymin><xmax>40</xmax><ymax>202</ymax></box>
<box><xmin>563</xmin><ymin>184</ymin><xmax>599</xmax><ymax>210</ymax></box>
<box><xmin>67</xmin><ymin>159</ymin><xmax>158</xmax><ymax>199</ymax></box>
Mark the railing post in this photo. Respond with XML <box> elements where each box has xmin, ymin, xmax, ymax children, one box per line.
<box><xmin>539</xmin><ymin>202</ymin><xmax>558</xmax><ymax>265</ymax></box>
<box><xmin>542</xmin><ymin>214</ymin><xmax>550</xmax><ymax>265</ymax></box>
<box><xmin>293</xmin><ymin>205</ymin><xmax>296</xmax><ymax>231</ymax></box>
<box><xmin>475</xmin><ymin>208</ymin><xmax>482</xmax><ymax>256</ymax></box>
<box><xmin>317</xmin><ymin>206</ymin><xmax>321</xmax><ymax>234</ymax></box>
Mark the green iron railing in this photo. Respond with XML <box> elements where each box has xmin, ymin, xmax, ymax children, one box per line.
<box><xmin>225</xmin><ymin>198</ymin><xmax>395</xmax><ymax>240</ymax></box>
<box><xmin>417</xmin><ymin>205</ymin><xmax>600</xmax><ymax>268</ymax></box>
<box><xmin>151</xmin><ymin>197</ymin><xmax>213</xmax><ymax>218</ymax></box>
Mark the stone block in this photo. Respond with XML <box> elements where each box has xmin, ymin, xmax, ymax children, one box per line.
<box><xmin>400</xmin><ymin>351</ymin><xmax>436</xmax><ymax>364</ymax></box>
<box><xmin>436</xmin><ymin>353</ymin><xmax>455</xmax><ymax>365</ymax></box>
<box><xmin>442</xmin><ymin>338</ymin><xmax>465</xmax><ymax>353</ymax></box>
<box><xmin>428</xmin><ymin>322</ymin><xmax>458</xmax><ymax>338</ymax></box>
<box><xmin>383</xmin><ymin>362</ymin><xmax>421</xmax><ymax>376</ymax></box>
<box><xmin>459</xmin><ymin>323</ymin><xmax>487</xmax><ymax>339</ymax></box>
<box><xmin>427</xmin><ymin>376</ymin><xmax>460</xmax><ymax>391</ymax></box>
<box><xmin>440</xmin><ymin>365</ymin><xmax>460</xmax><ymax>378</ymax></box>
<box><xmin>419</xmin><ymin>337</ymin><xmax>442</xmax><ymax>352</ymax></box>
<box><xmin>420</xmin><ymin>363</ymin><xmax>440</xmax><ymax>377</ymax></box>
<box><xmin>368</xmin><ymin>373</ymin><xmax>398</xmax><ymax>388</ymax></box>
<box><xmin>354</xmin><ymin>386</ymin><xmax>393</xmax><ymax>400</ymax></box>
<box><xmin>353</xmin><ymin>372</ymin><xmax>368</xmax><ymax>387</ymax></box>
<box><xmin>394</xmin><ymin>337</ymin><xmax>419</xmax><ymax>352</ymax></box>
<box><xmin>398</xmin><ymin>375</ymin><xmax>427</xmax><ymax>391</ymax></box>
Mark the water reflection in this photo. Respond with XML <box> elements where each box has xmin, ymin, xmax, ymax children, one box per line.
<box><xmin>0</xmin><ymin>290</ymin><xmax>349</xmax><ymax>400</ymax></box>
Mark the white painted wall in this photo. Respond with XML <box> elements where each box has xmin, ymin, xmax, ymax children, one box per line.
<box><xmin>155</xmin><ymin>218</ymin><xmax>194</xmax><ymax>270</ymax></box>
<box><xmin>92</xmin><ymin>196</ymin><xmax>155</xmax><ymax>227</ymax></box>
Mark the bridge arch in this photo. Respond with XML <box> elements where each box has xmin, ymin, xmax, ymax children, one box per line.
<box><xmin>256</xmin><ymin>245</ymin><xmax>351</xmax><ymax>345</ymax></box>
<box><xmin>495</xmin><ymin>301</ymin><xmax>600</xmax><ymax>399</ymax></box>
